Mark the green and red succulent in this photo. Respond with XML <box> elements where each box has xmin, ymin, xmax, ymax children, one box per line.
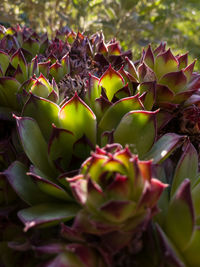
<box><xmin>68</xmin><ymin>144</ymin><xmax>166</xmax><ymax>247</ymax></box>
<box><xmin>1</xmin><ymin>23</ymin><xmax>200</xmax><ymax>267</ymax></box>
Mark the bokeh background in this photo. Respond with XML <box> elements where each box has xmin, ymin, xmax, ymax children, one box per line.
<box><xmin>1</xmin><ymin>0</ymin><xmax>200</xmax><ymax>66</ymax></box>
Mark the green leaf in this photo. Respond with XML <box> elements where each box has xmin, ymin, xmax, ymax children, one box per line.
<box><xmin>99</xmin><ymin>65</ymin><xmax>124</xmax><ymax>101</ymax></box>
<box><xmin>155</xmin><ymin>224</ymin><xmax>186</xmax><ymax>267</ymax></box>
<box><xmin>61</xmin><ymin>54</ymin><xmax>70</xmax><ymax>76</ymax></box>
<box><xmin>15</xmin><ymin>115</ymin><xmax>58</xmax><ymax>179</ymax></box>
<box><xmin>114</xmin><ymin>110</ymin><xmax>157</xmax><ymax>157</ymax></box>
<box><xmin>27</xmin><ymin>172</ymin><xmax>72</xmax><ymax>201</ymax></box>
<box><xmin>138</xmin><ymin>82</ymin><xmax>155</xmax><ymax>110</ymax></box>
<box><xmin>38</xmin><ymin>61</ymin><xmax>51</xmax><ymax>77</ymax></box>
<box><xmin>171</xmin><ymin>141</ymin><xmax>198</xmax><ymax>197</ymax></box>
<box><xmin>48</xmin><ymin>125</ymin><xmax>76</xmax><ymax>171</ymax></box>
<box><xmin>0</xmin><ymin>77</ymin><xmax>21</xmax><ymax>110</ymax></box>
<box><xmin>98</xmin><ymin>94</ymin><xmax>143</xmax><ymax>135</ymax></box>
<box><xmin>18</xmin><ymin>203</ymin><xmax>80</xmax><ymax>231</ymax></box>
<box><xmin>154</xmin><ymin>49</ymin><xmax>178</xmax><ymax>80</ymax></box>
<box><xmin>5</xmin><ymin>161</ymin><xmax>51</xmax><ymax>205</ymax></box>
<box><xmin>11</xmin><ymin>49</ymin><xmax>28</xmax><ymax>80</ymax></box>
<box><xmin>191</xmin><ymin>179</ymin><xmax>200</xmax><ymax>218</ymax></box>
<box><xmin>164</xmin><ymin>179</ymin><xmax>194</xmax><ymax>252</ymax></box>
<box><xmin>49</xmin><ymin>61</ymin><xmax>64</xmax><ymax>83</ymax></box>
<box><xmin>159</xmin><ymin>71</ymin><xmax>187</xmax><ymax>94</ymax></box>
<box><xmin>184</xmin><ymin>228</ymin><xmax>200</xmax><ymax>266</ymax></box>
<box><xmin>22</xmin><ymin>38</ymin><xmax>40</xmax><ymax>56</ymax></box>
<box><xmin>0</xmin><ymin>51</ymin><xmax>10</xmax><ymax>75</ymax></box>
<box><xmin>144</xmin><ymin>133</ymin><xmax>185</xmax><ymax>164</ymax></box>
<box><xmin>59</xmin><ymin>93</ymin><xmax>96</xmax><ymax>145</ymax></box>
<box><xmin>84</xmin><ymin>74</ymin><xmax>100</xmax><ymax>109</ymax></box>
<box><xmin>22</xmin><ymin>94</ymin><xmax>60</xmax><ymax>141</ymax></box>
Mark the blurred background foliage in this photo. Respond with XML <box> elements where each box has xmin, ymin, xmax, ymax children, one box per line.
<box><xmin>1</xmin><ymin>0</ymin><xmax>200</xmax><ymax>66</ymax></box>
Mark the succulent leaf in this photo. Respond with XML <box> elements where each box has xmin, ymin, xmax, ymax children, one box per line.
<box><xmin>164</xmin><ymin>179</ymin><xmax>195</xmax><ymax>252</ymax></box>
<box><xmin>27</xmin><ymin>171</ymin><xmax>72</xmax><ymax>201</ymax></box>
<box><xmin>0</xmin><ymin>51</ymin><xmax>10</xmax><ymax>75</ymax></box>
<box><xmin>0</xmin><ymin>77</ymin><xmax>21</xmax><ymax>110</ymax></box>
<box><xmin>48</xmin><ymin>124</ymin><xmax>76</xmax><ymax>171</ymax></box>
<box><xmin>183</xmin><ymin>227</ymin><xmax>200</xmax><ymax>267</ymax></box>
<box><xmin>114</xmin><ymin>110</ymin><xmax>157</xmax><ymax>157</ymax></box>
<box><xmin>145</xmin><ymin>133</ymin><xmax>185</xmax><ymax>163</ymax></box>
<box><xmin>4</xmin><ymin>161</ymin><xmax>51</xmax><ymax>205</ymax></box>
<box><xmin>98</xmin><ymin>65</ymin><xmax>125</xmax><ymax>101</ymax></box>
<box><xmin>171</xmin><ymin>140</ymin><xmax>198</xmax><ymax>197</ymax></box>
<box><xmin>14</xmin><ymin>115</ymin><xmax>58</xmax><ymax>179</ymax></box>
<box><xmin>18</xmin><ymin>203</ymin><xmax>80</xmax><ymax>231</ymax></box>
<box><xmin>98</xmin><ymin>94</ymin><xmax>143</xmax><ymax>136</ymax></box>
<box><xmin>59</xmin><ymin>93</ymin><xmax>97</xmax><ymax>145</ymax></box>
<box><xmin>154</xmin><ymin>49</ymin><xmax>178</xmax><ymax>80</ymax></box>
<box><xmin>22</xmin><ymin>94</ymin><xmax>60</xmax><ymax>141</ymax></box>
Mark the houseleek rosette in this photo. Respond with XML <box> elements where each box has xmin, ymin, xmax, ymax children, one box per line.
<box><xmin>67</xmin><ymin>144</ymin><xmax>167</xmax><ymax>253</ymax></box>
<box><xmin>135</xmin><ymin>43</ymin><xmax>200</xmax><ymax>110</ymax></box>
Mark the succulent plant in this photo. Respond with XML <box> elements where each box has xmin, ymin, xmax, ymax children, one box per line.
<box><xmin>135</xmin><ymin>43</ymin><xmax>200</xmax><ymax>109</ymax></box>
<box><xmin>66</xmin><ymin>143</ymin><xmax>166</xmax><ymax>257</ymax></box>
<box><xmin>149</xmin><ymin>139</ymin><xmax>200</xmax><ymax>267</ymax></box>
<box><xmin>2</xmin><ymin>22</ymin><xmax>200</xmax><ymax>267</ymax></box>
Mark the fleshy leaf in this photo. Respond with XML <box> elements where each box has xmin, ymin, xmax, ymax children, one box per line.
<box><xmin>73</xmin><ymin>135</ymin><xmax>95</xmax><ymax>159</ymax></box>
<box><xmin>22</xmin><ymin>37</ymin><xmax>40</xmax><ymax>56</ymax></box>
<box><xmin>0</xmin><ymin>77</ymin><xmax>21</xmax><ymax>110</ymax></box>
<box><xmin>153</xmin><ymin>42</ymin><xmax>166</xmax><ymax>56</ymax></box>
<box><xmin>144</xmin><ymin>133</ymin><xmax>185</xmax><ymax>163</ymax></box>
<box><xmin>159</xmin><ymin>71</ymin><xmax>187</xmax><ymax>94</ymax></box>
<box><xmin>85</xmin><ymin>74</ymin><xmax>101</xmax><ymax>109</ymax></box>
<box><xmin>143</xmin><ymin>45</ymin><xmax>154</xmax><ymax>70</ymax></box>
<box><xmin>98</xmin><ymin>94</ymin><xmax>143</xmax><ymax>136</ymax></box>
<box><xmin>49</xmin><ymin>60</ymin><xmax>64</xmax><ymax>83</ymax></box>
<box><xmin>107</xmin><ymin>42</ymin><xmax>121</xmax><ymax>55</ymax></box>
<box><xmin>100</xmin><ymin>200</ymin><xmax>136</xmax><ymax>223</ymax></box>
<box><xmin>61</xmin><ymin>53</ymin><xmax>70</xmax><ymax>76</ymax></box>
<box><xmin>114</xmin><ymin>110</ymin><xmax>157</xmax><ymax>157</ymax></box>
<box><xmin>29</xmin><ymin>56</ymin><xmax>39</xmax><ymax>77</ymax></box>
<box><xmin>154</xmin><ymin>49</ymin><xmax>178</xmax><ymax>80</ymax></box>
<box><xmin>156</xmin><ymin>224</ymin><xmax>186</xmax><ymax>267</ymax></box>
<box><xmin>94</xmin><ymin>96</ymin><xmax>112</xmax><ymax>121</ymax></box>
<box><xmin>4</xmin><ymin>161</ymin><xmax>51</xmax><ymax>205</ymax></box>
<box><xmin>138</xmin><ymin>82</ymin><xmax>155</xmax><ymax>110</ymax></box>
<box><xmin>0</xmin><ymin>51</ymin><xmax>10</xmax><ymax>75</ymax></box>
<box><xmin>98</xmin><ymin>65</ymin><xmax>125</xmax><ymax>101</ymax></box>
<box><xmin>177</xmin><ymin>53</ymin><xmax>188</xmax><ymax>70</ymax></box>
<box><xmin>18</xmin><ymin>203</ymin><xmax>80</xmax><ymax>231</ymax></box>
<box><xmin>191</xmin><ymin>177</ymin><xmax>200</xmax><ymax>218</ymax></box>
<box><xmin>10</xmin><ymin>49</ymin><xmax>28</xmax><ymax>80</ymax></box>
<box><xmin>22</xmin><ymin>94</ymin><xmax>59</xmax><ymax>141</ymax></box>
<box><xmin>118</xmin><ymin>67</ymin><xmax>134</xmax><ymax>93</ymax></box>
<box><xmin>184</xmin><ymin>227</ymin><xmax>200</xmax><ymax>266</ymax></box>
<box><xmin>137</xmin><ymin>62</ymin><xmax>156</xmax><ymax>82</ymax></box>
<box><xmin>125</xmin><ymin>56</ymin><xmax>138</xmax><ymax>80</ymax></box>
<box><xmin>48</xmin><ymin>124</ymin><xmax>76</xmax><ymax>171</ymax></box>
<box><xmin>30</xmin><ymin>80</ymin><xmax>50</xmax><ymax>98</ymax></box>
<box><xmin>59</xmin><ymin>93</ymin><xmax>96</xmax><ymax>145</ymax></box>
<box><xmin>27</xmin><ymin>172</ymin><xmax>72</xmax><ymax>201</ymax></box>
<box><xmin>164</xmin><ymin>179</ymin><xmax>194</xmax><ymax>251</ymax></box>
<box><xmin>171</xmin><ymin>140</ymin><xmax>198</xmax><ymax>197</ymax></box>
<box><xmin>14</xmin><ymin>115</ymin><xmax>57</xmax><ymax>179</ymax></box>
<box><xmin>184</xmin><ymin>61</ymin><xmax>196</xmax><ymax>82</ymax></box>
<box><xmin>38</xmin><ymin>60</ymin><xmax>51</xmax><ymax>77</ymax></box>
<box><xmin>81</xmin><ymin>153</ymin><xmax>107</xmax><ymax>181</ymax></box>
<box><xmin>156</xmin><ymin>84</ymin><xmax>175</xmax><ymax>103</ymax></box>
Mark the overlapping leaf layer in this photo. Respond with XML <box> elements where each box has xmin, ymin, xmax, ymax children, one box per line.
<box><xmin>0</xmin><ymin>24</ymin><xmax>200</xmax><ymax>266</ymax></box>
